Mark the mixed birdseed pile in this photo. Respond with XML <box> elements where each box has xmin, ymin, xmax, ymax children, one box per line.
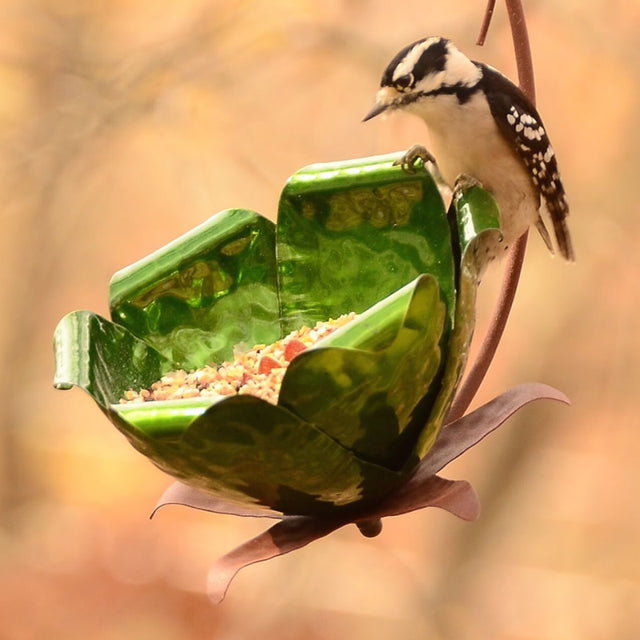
<box><xmin>121</xmin><ymin>313</ymin><xmax>356</xmax><ymax>406</ymax></box>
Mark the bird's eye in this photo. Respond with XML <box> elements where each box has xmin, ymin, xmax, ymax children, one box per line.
<box><xmin>393</xmin><ymin>73</ymin><xmax>414</xmax><ymax>91</ymax></box>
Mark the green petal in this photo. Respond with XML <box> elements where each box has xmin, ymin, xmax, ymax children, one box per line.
<box><xmin>454</xmin><ymin>185</ymin><xmax>503</xmax><ymax>256</ymax></box>
<box><xmin>53</xmin><ymin>310</ymin><xmax>171</xmax><ymax>407</ymax></box>
<box><xmin>276</xmin><ymin>152</ymin><xmax>454</xmax><ymax>332</ymax></box>
<box><xmin>412</xmin><ymin>184</ymin><xmax>502</xmax><ymax>459</ymax></box>
<box><xmin>278</xmin><ymin>275</ymin><xmax>446</xmax><ymax>471</ymax></box>
<box><xmin>109</xmin><ymin>209</ymin><xmax>280</xmax><ymax>370</ymax></box>
<box><xmin>125</xmin><ymin>395</ymin><xmax>401</xmax><ymax>515</ymax></box>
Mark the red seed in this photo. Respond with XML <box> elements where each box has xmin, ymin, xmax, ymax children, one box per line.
<box><xmin>284</xmin><ymin>339</ymin><xmax>307</xmax><ymax>361</ymax></box>
<box><xmin>258</xmin><ymin>355</ymin><xmax>282</xmax><ymax>375</ymax></box>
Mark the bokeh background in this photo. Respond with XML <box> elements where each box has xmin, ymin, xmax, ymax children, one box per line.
<box><xmin>1</xmin><ymin>1</ymin><xmax>638</xmax><ymax>638</ymax></box>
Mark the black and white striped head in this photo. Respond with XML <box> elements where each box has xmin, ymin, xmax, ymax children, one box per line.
<box><xmin>364</xmin><ymin>37</ymin><xmax>481</xmax><ymax>121</ymax></box>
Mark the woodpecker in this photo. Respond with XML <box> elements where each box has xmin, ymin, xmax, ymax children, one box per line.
<box><xmin>364</xmin><ymin>36</ymin><xmax>574</xmax><ymax>263</ymax></box>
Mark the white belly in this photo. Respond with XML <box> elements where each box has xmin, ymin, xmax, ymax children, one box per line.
<box><xmin>406</xmin><ymin>92</ymin><xmax>540</xmax><ymax>257</ymax></box>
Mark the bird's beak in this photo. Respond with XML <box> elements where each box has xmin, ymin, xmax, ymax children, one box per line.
<box><xmin>362</xmin><ymin>101</ymin><xmax>389</xmax><ymax>122</ymax></box>
<box><xmin>363</xmin><ymin>87</ymin><xmax>398</xmax><ymax>122</ymax></box>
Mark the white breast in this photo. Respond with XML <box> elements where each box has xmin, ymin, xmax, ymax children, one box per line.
<box><xmin>405</xmin><ymin>92</ymin><xmax>540</xmax><ymax>254</ymax></box>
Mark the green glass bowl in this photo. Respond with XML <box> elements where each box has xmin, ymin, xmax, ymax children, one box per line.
<box><xmin>53</xmin><ymin>152</ymin><xmax>500</xmax><ymax>515</ymax></box>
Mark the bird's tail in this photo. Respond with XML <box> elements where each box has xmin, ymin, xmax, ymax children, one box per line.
<box><xmin>545</xmin><ymin>189</ymin><xmax>575</xmax><ymax>261</ymax></box>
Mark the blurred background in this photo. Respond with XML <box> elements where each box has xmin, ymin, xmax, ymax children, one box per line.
<box><xmin>1</xmin><ymin>0</ymin><xmax>638</xmax><ymax>638</ymax></box>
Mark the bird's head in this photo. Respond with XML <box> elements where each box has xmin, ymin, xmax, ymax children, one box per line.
<box><xmin>363</xmin><ymin>37</ymin><xmax>481</xmax><ymax>121</ymax></box>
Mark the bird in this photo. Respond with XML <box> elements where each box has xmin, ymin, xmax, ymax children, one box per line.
<box><xmin>363</xmin><ymin>36</ymin><xmax>574</xmax><ymax>264</ymax></box>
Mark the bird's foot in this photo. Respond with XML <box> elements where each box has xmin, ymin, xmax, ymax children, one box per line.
<box><xmin>394</xmin><ymin>144</ymin><xmax>436</xmax><ymax>174</ymax></box>
<box><xmin>453</xmin><ymin>173</ymin><xmax>484</xmax><ymax>192</ymax></box>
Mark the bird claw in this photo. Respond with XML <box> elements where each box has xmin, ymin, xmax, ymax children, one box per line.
<box><xmin>453</xmin><ymin>173</ymin><xmax>484</xmax><ymax>192</ymax></box>
<box><xmin>394</xmin><ymin>144</ymin><xmax>436</xmax><ymax>174</ymax></box>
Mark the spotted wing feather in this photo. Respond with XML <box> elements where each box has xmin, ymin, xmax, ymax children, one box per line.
<box><xmin>478</xmin><ymin>64</ymin><xmax>574</xmax><ymax>260</ymax></box>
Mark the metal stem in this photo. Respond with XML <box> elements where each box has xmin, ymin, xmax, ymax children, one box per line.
<box><xmin>446</xmin><ymin>0</ymin><xmax>535</xmax><ymax>422</ymax></box>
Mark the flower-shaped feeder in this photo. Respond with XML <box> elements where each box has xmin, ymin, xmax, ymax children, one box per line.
<box><xmin>53</xmin><ymin>152</ymin><xmax>568</xmax><ymax>600</ymax></box>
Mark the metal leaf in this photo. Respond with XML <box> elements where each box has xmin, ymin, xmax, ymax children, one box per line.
<box><xmin>152</xmin><ymin>382</ymin><xmax>568</xmax><ymax>602</ymax></box>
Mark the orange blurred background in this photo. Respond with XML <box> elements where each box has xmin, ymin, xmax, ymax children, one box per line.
<box><xmin>1</xmin><ymin>1</ymin><xmax>638</xmax><ymax>638</ymax></box>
